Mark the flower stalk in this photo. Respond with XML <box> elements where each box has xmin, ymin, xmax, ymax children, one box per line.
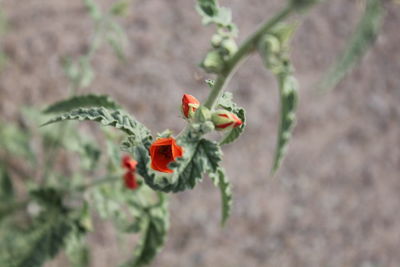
<box><xmin>203</xmin><ymin>5</ymin><xmax>293</xmax><ymax>110</ymax></box>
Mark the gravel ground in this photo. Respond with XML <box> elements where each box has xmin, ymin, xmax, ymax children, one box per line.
<box><xmin>1</xmin><ymin>0</ymin><xmax>400</xmax><ymax>266</ymax></box>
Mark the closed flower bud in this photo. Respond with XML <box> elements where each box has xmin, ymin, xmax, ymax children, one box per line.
<box><xmin>182</xmin><ymin>94</ymin><xmax>200</xmax><ymax>119</ymax></box>
<box><xmin>221</xmin><ymin>38</ymin><xmax>238</xmax><ymax>57</ymax></box>
<box><xmin>211</xmin><ymin>110</ymin><xmax>243</xmax><ymax>131</ymax></box>
<box><xmin>211</xmin><ymin>34</ymin><xmax>223</xmax><ymax>48</ymax></box>
<box><xmin>122</xmin><ymin>155</ymin><xmax>138</xmax><ymax>171</ymax></box>
<box><xmin>201</xmin><ymin>50</ymin><xmax>224</xmax><ymax>73</ymax></box>
<box><xmin>123</xmin><ymin>171</ymin><xmax>139</xmax><ymax>190</ymax></box>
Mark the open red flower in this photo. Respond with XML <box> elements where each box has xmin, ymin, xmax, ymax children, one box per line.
<box><xmin>123</xmin><ymin>171</ymin><xmax>139</xmax><ymax>190</ymax></box>
<box><xmin>149</xmin><ymin>137</ymin><xmax>183</xmax><ymax>173</ymax></box>
<box><xmin>182</xmin><ymin>94</ymin><xmax>200</xmax><ymax>119</ymax></box>
<box><xmin>122</xmin><ymin>155</ymin><xmax>138</xmax><ymax>171</ymax></box>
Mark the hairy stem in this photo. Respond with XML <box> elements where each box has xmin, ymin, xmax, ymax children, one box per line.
<box><xmin>203</xmin><ymin>5</ymin><xmax>293</xmax><ymax>109</ymax></box>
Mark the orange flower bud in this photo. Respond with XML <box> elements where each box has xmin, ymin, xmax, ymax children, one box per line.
<box><xmin>122</xmin><ymin>155</ymin><xmax>138</xmax><ymax>171</ymax></box>
<box><xmin>149</xmin><ymin>137</ymin><xmax>183</xmax><ymax>173</ymax></box>
<box><xmin>182</xmin><ymin>94</ymin><xmax>200</xmax><ymax>119</ymax></box>
<box><xmin>123</xmin><ymin>171</ymin><xmax>139</xmax><ymax>190</ymax></box>
<box><xmin>211</xmin><ymin>110</ymin><xmax>243</xmax><ymax>131</ymax></box>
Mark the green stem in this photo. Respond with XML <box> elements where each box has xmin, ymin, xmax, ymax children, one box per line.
<box><xmin>203</xmin><ymin>5</ymin><xmax>293</xmax><ymax>109</ymax></box>
<box><xmin>76</xmin><ymin>175</ymin><xmax>120</xmax><ymax>192</ymax></box>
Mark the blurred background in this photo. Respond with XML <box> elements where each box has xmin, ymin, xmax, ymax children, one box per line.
<box><xmin>0</xmin><ymin>0</ymin><xmax>399</xmax><ymax>266</ymax></box>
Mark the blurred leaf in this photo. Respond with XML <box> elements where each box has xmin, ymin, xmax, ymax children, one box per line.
<box><xmin>106</xmin><ymin>22</ymin><xmax>128</xmax><ymax>60</ymax></box>
<box><xmin>209</xmin><ymin>168</ymin><xmax>232</xmax><ymax>226</ymax></box>
<box><xmin>122</xmin><ymin>196</ymin><xmax>169</xmax><ymax>267</ymax></box>
<box><xmin>83</xmin><ymin>0</ymin><xmax>102</xmax><ymax>21</ymax></box>
<box><xmin>319</xmin><ymin>0</ymin><xmax>384</xmax><ymax>91</ymax></box>
<box><xmin>65</xmin><ymin>231</ymin><xmax>90</xmax><ymax>267</ymax></box>
<box><xmin>110</xmin><ymin>0</ymin><xmax>131</xmax><ymax>17</ymax></box>
<box><xmin>0</xmin><ymin>120</ymin><xmax>34</xmax><ymax>162</ymax></box>
<box><xmin>43</xmin><ymin>94</ymin><xmax>121</xmax><ymax>114</ymax></box>
<box><xmin>0</xmin><ymin>167</ymin><xmax>14</xmax><ymax>202</ymax></box>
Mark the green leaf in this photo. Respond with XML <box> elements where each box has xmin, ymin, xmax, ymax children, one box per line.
<box><xmin>83</xmin><ymin>0</ymin><xmax>102</xmax><ymax>21</ymax></box>
<box><xmin>258</xmin><ymin>25</ymin><xmax>299</xmax><ymax>174</ymax></box>
<box><xmin>7</xmin><ymin>218</ymin><xmax>73</xmax><ymax>267</ymax></box>
<box><xmin>196</xmin><ymin>0</ymin><xmax>236</xmax><ymax>31</ymax></box>
<box><xmin>0</xmin><ymin>120</ymin><xmax>34</xmax><ymax>162</ymax></box>
<box><xmin>272</xmin><ymin>74</ymin><xmax>298</xmax><ymax>173</ymax></box>
<box><xmin>110</xmin><ymin>0</ymin><xmax>131</xmax><ymax>17</ymax></box>
<box><xmin>43</xmin><ymin>94</ymin><xmax>121</xmax><ymax>114</ymax></box>
<box><xmin>65</xmin><ymin>231</ymin><xmax>90</xmax><ymax>267</ymax></box>
<box><xmin>133</xmin><ymin>138</ymin><xmax>222</xmax><ymax>193</ymax></box>
<box><xmin>209</xmin><ymin>168</ymin><xmax>232</xmax><ymax>226</ymax></box>
<box><xmin>41</xmin><ymin>107</ymin><xmax>152</xmax><ymax>147</ymax></box>
<box><xmin>216</xmin><ymin>92</ymin><xmax>246</xmax><ymax>145</ymax></box>
<box><xmin>122</xmin><ymin>198</ymin><xmax>169</xmax><ymax>267</ymax></box>
<box><xmin>319</xmin><ymin>0</ymin><xmax>384</xmax><ymax>91</ymax></box>
<box><xmin>107</xmin><ymin>22</ymin><xmax>127</xmax><ymax>60</ymax></box>
<box><xmin>0</xmin><ymin>167</ymin><xmax>14</xmax><ymax>202</ymax></box>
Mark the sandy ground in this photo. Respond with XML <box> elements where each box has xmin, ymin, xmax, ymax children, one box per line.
<box><xmin>1</xmin><ymin>0</ymin><xmax>400</xmax><ymax>266</ymax></box>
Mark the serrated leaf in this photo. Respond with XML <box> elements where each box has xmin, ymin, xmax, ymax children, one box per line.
<box><xmin>319</xmin><ymin>0</ymin><xmax>384</xmax><ymax>91</ymax></box>
<box><xmin>216</xmin><ymin>92</ymin><xmax>246</xmax><ymax>145</ymax></box>
<box><xmin>41</xmin><ymin>107</ymin><xmax>152</xmax><ymax>147</ymax></box>
<box><xmin>43</xmin><ymin>94</ymin><xmax>121</xmax><ymax>114</ymax></box>
<box><xmin>209</xmin><ymin>168</ymin><xmax>232</xmax><ymax>226</ymax></box>
<box><xmin>133</xmin><ymin>138</ymin><xmax>222</xmax><ymax>193</ymax></box>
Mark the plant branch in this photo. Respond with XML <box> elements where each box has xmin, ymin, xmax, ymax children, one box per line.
<box><xmin>203</xmin><ymin>5</ymin><xmax>293</xmax><ymax>109</ymax></box>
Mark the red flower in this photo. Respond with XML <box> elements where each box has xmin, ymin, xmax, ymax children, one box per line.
<box><xmin>122</xmin><ymin>155</ymin><xmax>138</xmax><ymax>171</ymax></box>
<box><xmin>123</xmin><ymin>171</ymin><xmax>139</xmax><ymax>190</ymax></box>
<box><xmin>211</xmin><ymin>110</ymin><xmax>243</xmax><ymax>130</ymax></box>
<box><xmin>149</xmin><ymin>137</ymin><xmax>183</xmax><ymax>173</ymax></box>
<box><xmin>121</xmin><ymin>155</ymin><xmax>139</xmax><ymax>190</ymax></box>
<box><xmin>182</xmin><ymin>94</ymin><xmax>200</xmax><ymax>119</ymax></box>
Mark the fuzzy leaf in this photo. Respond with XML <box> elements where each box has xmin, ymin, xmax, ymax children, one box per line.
<box><xmin>9</xmin><ymin>218</ymin><xmax>73</xmax><ymax>267</ymax></box>
<box><xmin>217</xmin><ymin>92</ymin><xmax>246</xmax><ymax>145</ymax></box>
<box><xmin>272</xmin><ymin>74</ymin><xmax>298</xmax><ymax>173</ymax></box>
<box><xmin>209</xmin><ymin>168</ymin><xmax>232</xmax><ymax>226</ymax></box>
<box><xmin>41</xmin><ymin>107</ymin><xmax>152</xmax><ymax>147</ymax></box>
<box><xmin>258</xmin><ymin>25</ymin><xmax>299</xmax><ymax>173</ymax></box>
<box><xmin>196</xmin><ymin>0</ymin><xmax>235</xmax><ymax>30</ymax></box>
<box><xmin>43</xmin><ymin>94</ymin><xmax>121</xmax><ymax>114</ymax></box>
<box><xmin>133</xmin><ymin>138</ymin><xmax>222</xmax><ymax>193</ymax></box>
<box><xmin>319</xmin><ymin>0</ymin><xmax>384</xmax><ymax>91</ymax></box>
